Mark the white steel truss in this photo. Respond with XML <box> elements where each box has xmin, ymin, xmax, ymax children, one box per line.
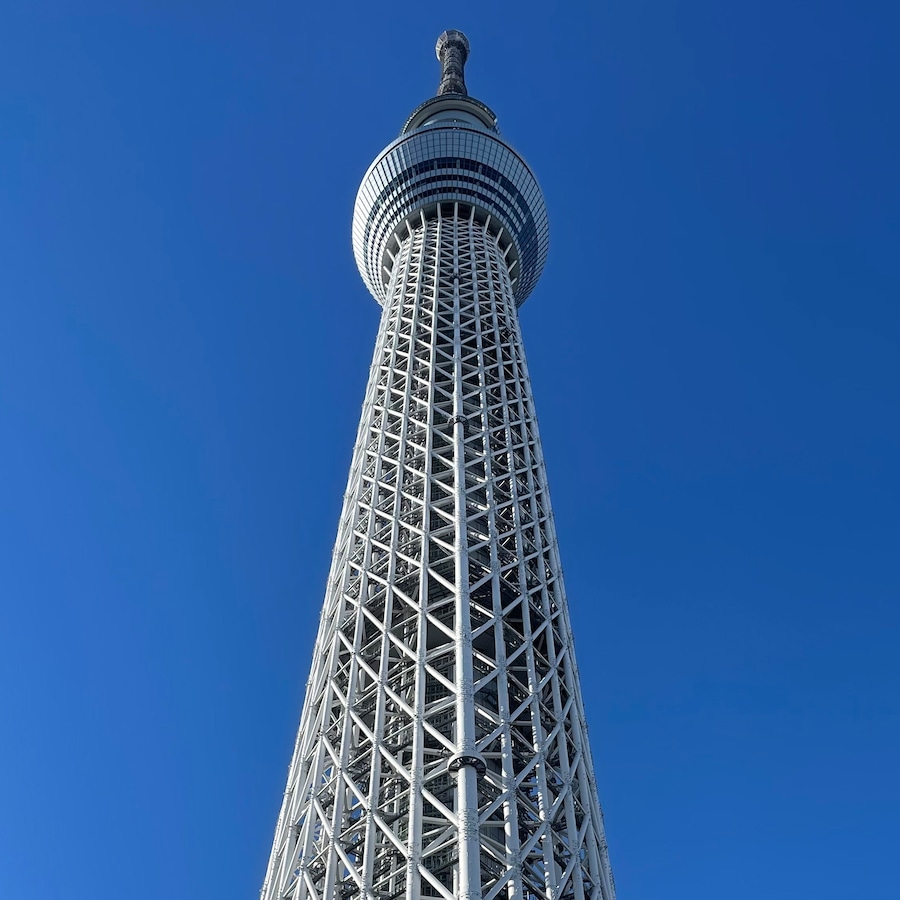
<box><xmin>261</xmin><ymin>205</ymin><xmax>615</xmax><ymax>900</ymax></box>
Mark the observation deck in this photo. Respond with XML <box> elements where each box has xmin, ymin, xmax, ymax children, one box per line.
<box><xmin>352</xmin><ymin>30</ymin><xmax>549</xmax><ymax>306</ymax></box>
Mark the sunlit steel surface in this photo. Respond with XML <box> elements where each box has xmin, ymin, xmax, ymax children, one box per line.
<box><xmin>262</xmin><ymin>30</ymin><xmax>615</xmax><ymax>900</ymax></box>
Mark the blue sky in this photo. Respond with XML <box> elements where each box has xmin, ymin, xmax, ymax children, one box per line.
<box><xmin>1</xmin><ymin>2</ymin><xmax>898</xmax><ymax>898</ymax></box>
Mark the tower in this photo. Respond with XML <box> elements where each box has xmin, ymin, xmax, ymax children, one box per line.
<box><xmin>261</xmin><ymin>31</ymin><xmax>615</xmax><ymax>900</ymax></box>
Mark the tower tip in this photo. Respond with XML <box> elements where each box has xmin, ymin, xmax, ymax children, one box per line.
<box><xmin>435</xmin><ymin>30</ymin><xmax>470</xmax><ymax>96</ymax></box>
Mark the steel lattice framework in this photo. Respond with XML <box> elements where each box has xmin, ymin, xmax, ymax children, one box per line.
<box><xmin>261</xmin><ymin>32</ymin><xmax>615</xmax><ymax>900</ymax></box>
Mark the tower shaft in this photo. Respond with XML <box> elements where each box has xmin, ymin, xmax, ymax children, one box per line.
<box><xmin>261</xmin><ymin>205</ymin><xmax>614</xmax><ymax>900</ymax></box>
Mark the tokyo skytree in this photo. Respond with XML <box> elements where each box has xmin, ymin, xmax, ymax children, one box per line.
<box><xmin>261</xmin><ymin>31</ymin><xmax>616</xmax><ymax>900</ymax></box>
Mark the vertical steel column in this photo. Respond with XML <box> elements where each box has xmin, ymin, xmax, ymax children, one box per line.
<box><xmin>446</xmin><ymin>209</ymin><xmax>483</xmax><ymax>900</ymax></box>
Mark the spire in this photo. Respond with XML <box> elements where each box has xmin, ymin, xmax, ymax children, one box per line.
<box><xmin>436</xmin><ymin>29</ymin><xmax>470</xmax><ymax>96</ymax></box>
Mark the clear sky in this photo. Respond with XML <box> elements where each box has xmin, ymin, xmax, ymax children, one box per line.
<box><xmin>1</xmin><ymin>2</ymin><xmax>898</xmax><ymax>898</ymax></box>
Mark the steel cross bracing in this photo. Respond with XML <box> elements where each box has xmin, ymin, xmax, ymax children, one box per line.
<box><xmin>261</xmin><ymin>205</ymin><xmax>615</xmax><ymax>900</ymax></box>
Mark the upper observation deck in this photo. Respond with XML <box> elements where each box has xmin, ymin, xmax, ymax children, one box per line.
<box><xmin>352</xmin><ymin>30</ymin><xmax>549</xmax><ymax>306</ymax></box>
